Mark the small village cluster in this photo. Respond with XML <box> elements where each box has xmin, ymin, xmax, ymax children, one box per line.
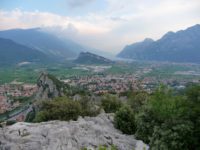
<box><xmin>0</xmin><ymin>83</ymin><xmax>37</xmax><ymax>113</ymax></box>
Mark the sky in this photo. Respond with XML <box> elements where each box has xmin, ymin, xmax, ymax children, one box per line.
<box><xmin>0</xmin><ymin>0</ymin><xmax>200</xmax><ymax>54</ymax></box>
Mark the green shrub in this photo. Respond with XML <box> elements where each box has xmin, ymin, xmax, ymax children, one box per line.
<box><xmin>34</xmin><ymin>96</ymin><xmax>101</xmax><ymax>122</ymax></box>
<box><xmin>98</xmin><ymin>145</ymin><xmax>118</xmax><ymax>150</ymax></box>
<box><xmin>101</xmin><ymin>95</ymin><xmax>122</xmax><ymax>113</ymax></box>
<box><xmin>135</xmin><ymin>109</ymin><xmax>156</xmax><ymax>143</ymax></box>
<box><xmin>149</xmin><ymin>120</ymin><xmax>194</xmax><ymax>150</ymax></box>
<box><xmin>128</xmin><ymin>91</ymin><xmax>148</xmax><ymax>113</ymax></box>
<box><xmin>114</xmin><ymin>105</ymin><xmax>135</xmax><ymax>134</ymax></box>
<box><xmin>34</xmin><ymin>97</ymin><xmax>81</xmax><ymax>122</ymax></box>
<box><xmin>79</xmin><ymin>96</ymin><xmax>101</xmax><ymax>117</ymax></box>
<box><xmin>135</xmin><ymin>85</ymin><xmax>200</xmax><ymax>149</ymax></box>
<box><xmin>185</xmin><ymin>85</ymin><xmax>200</xmax><ymax>149</ymax></box>
<box><xmin>135</xmin><ymin>86</ymin><xmax>188</xmax><ymax>142</ymax></box>
<box><xmin>148</xmin><ymin>87</ymin><xmax>188</xmax><ymax>122</ymax></box>
<box><xmin>186</xmin><ymin>84</ymin><xmax>200</xmax><ymax>103</ymax></box>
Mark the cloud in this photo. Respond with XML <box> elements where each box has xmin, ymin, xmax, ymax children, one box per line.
<box><xmin>66</xmin><ymin>0</ymin><xmax>96</xmax><ymax>8</ymax></box>
<box><xmin>0</xmin><ymin>0</ymin><xmax>200</xmax><ymax>53</ymax></box>
<box><xmin>110</xmin><ymin>16</ymin><xmax>127</xmax><ymax>22</ymax></box>
<box><xmin>0</xmin><ymin>9</ymin><xmax>110</xmax><ymax>34</ymax></box>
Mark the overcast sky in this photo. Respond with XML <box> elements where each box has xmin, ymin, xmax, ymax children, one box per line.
<box><xmin>0</xmin><ymin>0</ymin><xmax>200</xmax><ymax>53</ymax></box>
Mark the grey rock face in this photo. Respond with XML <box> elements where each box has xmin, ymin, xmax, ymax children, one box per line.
<box><xmin>35</xmin><ymin>73</ymin><xmax>63</xmax><ymax>100</ymax></box>
<box><xmin>0</xmin><ymin>113</ymin><xmax>148</xmax><ymax>150</ymax></box>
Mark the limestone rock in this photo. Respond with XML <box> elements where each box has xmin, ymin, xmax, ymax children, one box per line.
<box><xmin>0</xmin><ymin>113</ymin><xmax>148</xmax><ymax>150</ymax></box>
<box><xmin>35</xmin><ymin>73</ymin><xmax>64</xmax><ymax>100</ymax></box>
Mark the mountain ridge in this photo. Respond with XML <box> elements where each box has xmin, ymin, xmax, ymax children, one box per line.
<box><xmin>0</xmin><ymin>37</ymin><xmax>51</xmax><ymax>65</ymax></box>
<box><xmin>117</xmin><ymin>24</ymin><xmax>200</xmax><ymax>63</ymax></box>
<box><xmin>0</xmin><ymin>28</ymin><xmax>86</xmax><ymax>59</ymax></box>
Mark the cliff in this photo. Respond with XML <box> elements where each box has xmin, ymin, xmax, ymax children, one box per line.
<box><xmin>35</xmin><ymin>73</ymin><xmax>65</xmax><ymax>100</ymax></box>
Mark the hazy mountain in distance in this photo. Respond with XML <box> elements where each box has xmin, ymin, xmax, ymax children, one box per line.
<box><xmin>0</xmin><ymin>37</ymin><xmax>51</xmax><ymax>66</ymax></box>
<box><xmin>74</xmin><ymin>52</ymin><xmax>113</xmax><ymax>65</ymax></box>
<box><xmin>0</xmin><ymin>28</ymin><xmax>87</xmax><ymax>59</ymax></box>
<box><xmin>117</xmin><ymin>38</ymin><xmax>154</xmax><ymax>59</ymax></box>
<box><xmin>117</xmin><ymin>24</ymin><xmax>200</xmax><ymax>63</ymax></box>
<box><xmin>42</xmin><ymin>26</ymin><xmax>115</xmax><ymax>58</ymax></box>
<box><xmin>84</xmin><ymin>47</ymin><xmax>116</xmax><ymax>60</ymax></box>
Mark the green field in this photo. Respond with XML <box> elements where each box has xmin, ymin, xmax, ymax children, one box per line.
<box><xmin>0</xmin><ymin>61</ymin><xmax>200</xmax><ymax>85</ymax></box>
<box><xmin>0</xmin><ymin>64</ymin><xmax>91</xmax><ymax>84</ymax></box>
<box><xmin>143</xmin><ymin>63</ymin><xmax>200</xmax><ymax>80</ymax></box>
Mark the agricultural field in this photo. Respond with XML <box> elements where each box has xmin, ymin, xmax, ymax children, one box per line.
<box><xmin>0</xmin><ymin>61</ymin><xmax>200</xmax><ymax>85</ymax></box>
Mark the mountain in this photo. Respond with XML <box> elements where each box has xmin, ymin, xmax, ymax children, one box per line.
<box><xmin>0</xmin><ymin>28</ymin><xmax>87</xmax><ymax>59</ymax></box>
<box><xmin>74</xmin><ymin>52</ymin><xmax>113</xmax><ymax>64</ymax></box>
<box><xmin>117</xmin><ymin>24</ymin><xmax>200</xmax><ymax>63</ymax></box>
<box><xmin>0</xmin><ymin>37</ymin><xmax>51</xmax><ymax>65</ymax></box>
<box><xmin>118</xmin><ymin>38</ymin><xmax>154</xmax><ymax>59</ymax></box>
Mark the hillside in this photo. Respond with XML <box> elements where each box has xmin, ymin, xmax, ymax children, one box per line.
<box><xmin>74</xmin><ymin>52</ymin><xmax>113</xmax><ymax>65</ymax></box>
<box><xmin>0</xmin><ymin>38</ymin><xmax>51</xmax><ymax>65</ymax></box>
<box><xmin>118</xmin><ymin>38</ymin><xmax>154</xmax><ymax>59</ymax></box>
<box><xmin>0</xmin><ymin>28</ymin><xmax>87</xmax><ymax>59</ymax></box>
<box><xmin>117</xmin><ymin>24</ymin><xmax>200</xmax><ymax>63</ymax></box>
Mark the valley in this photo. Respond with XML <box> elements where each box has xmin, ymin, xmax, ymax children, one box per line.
<box><xmin>0</xmin><ymin>61</ymin><xmax>199</xmax><ymax>123</ymax></box>
<box><xmin>1</xmin><ymin>61</ymin><xmax>199</xmax><ymax>85</ymax></box>
<box><xmin>0</xmin><ymin>16</ymin><xmax>200</xmax><ymax>149</ymax></box>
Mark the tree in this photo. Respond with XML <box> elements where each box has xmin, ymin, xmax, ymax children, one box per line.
<box><xmin>79</xmin><ymin>96</ymin><xmax>101</xmax><ymax>117</ymax></box>
<box><xmin>150</xmin><ymin>120</ymin><xmax>194</xmax><ymax>150</ymax></box>
<box><xmin>34</xmin><ymin>97</ymin><xmax>81</xmax><ymax>122</ymax></box>
<box><xmin>112</xmin><ymin>85</ymin><xmax>200</xmax><ymax>149</ymax></box>
<box><xmin>101</xmin><ymin>94</ymin><xmax>122</xmax><ymax>113</ymax></box>
<box><xmin>135</xmin><ymin>109</ymin><xmax>156</xmax><ymax>143</ymax></box>
<box><xmin>114</xmin><ymin>105</ymin><xmax>135</xmax><ymax>134</ymax></box>
<box><xmin>185</xmin><ymin>85</ymin><xmax>200</xmax><ymax>149</ymax></box>
<box><xmin>128</xmin><ymin>91</ymin><xmax>148</xmax><ymax>113</ymax></box>
<box><xmin>186</xmin><ymin>84</ymin><xmax>200</xmax><ymax>103</ymax></box>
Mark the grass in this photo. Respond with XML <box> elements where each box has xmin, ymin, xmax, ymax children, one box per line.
<box><xmin>0</xmin><ymin>66</ymin><xmax>39</xmax><ymax>84</ymax></box>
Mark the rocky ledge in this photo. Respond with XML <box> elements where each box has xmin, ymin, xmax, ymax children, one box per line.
<box><xmin>0</xmin><ymin>113</ymin><xmax>148</xmax><ymax>150</ymax></box>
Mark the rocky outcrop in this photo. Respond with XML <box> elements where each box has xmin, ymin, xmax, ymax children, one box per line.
<box><xmin>0</xmin><ymin>113</ymin><xmax>148</xmax><ymax>150</ymax></box>
<box><xmin>74</xmin><ymin>52</ymin><xmax>113</xmax><ymax>65</ymax></box>
<box><xmin>35</xmin><ymin>73</ymin><xmax>64</xmax><ymax>100</ymax></box>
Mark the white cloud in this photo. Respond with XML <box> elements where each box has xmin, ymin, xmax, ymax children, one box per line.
<box><xmin>0</xmin><ymin>0</ymin><xmax>200</xmax><ymax>53</ymax></box>
<box><xmin>0</xmin><ymin>9</ymin><xmax>110</xmax><ymax>34</ymax></box>
<box><xmin>67</xmin><ymin>0</ymin><xmax>96</xmax><ymax>8</ymax></box>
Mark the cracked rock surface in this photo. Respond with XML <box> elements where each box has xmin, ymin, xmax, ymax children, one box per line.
<box><xmin>0</xmin><ymin>113</ymin><xmax>148</xmax><ymax>150</ymax></box>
